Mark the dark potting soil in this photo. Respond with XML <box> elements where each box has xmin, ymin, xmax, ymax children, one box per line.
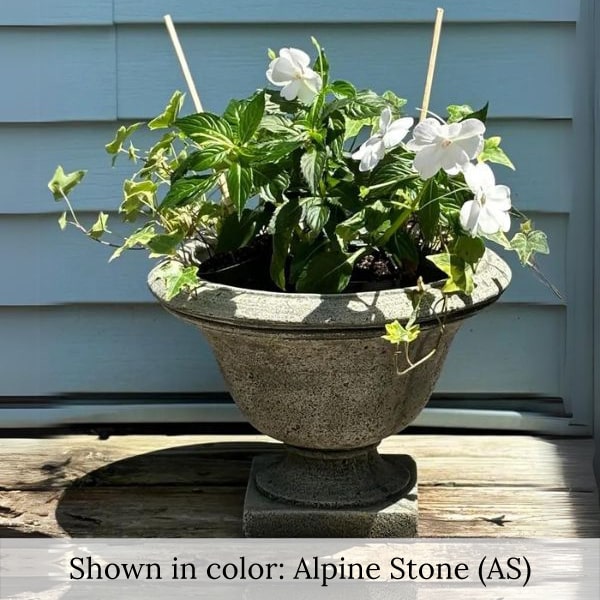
<box><xmin>197</xmin><ymin>236</ymin><xmax>444</xmax><ymax>293</ymax></box>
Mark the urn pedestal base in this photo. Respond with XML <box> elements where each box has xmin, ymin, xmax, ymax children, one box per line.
<box><xmin>243</xmin><ymin>451</ymin><xmax>418</xmax><ymax>538</ymax></box>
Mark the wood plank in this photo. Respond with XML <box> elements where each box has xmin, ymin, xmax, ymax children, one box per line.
<box><xmin>0</xmin><ymin>436</ymin><xmax>595</xmax><ymax>492</ymax></box>
<box><xmin>0</xmin><ymin>435</ymin><xmax>597</xmax><ymax>538</ymax></box>
<box><xmin>0</xmin><ymin>1</ymin><xmax>112</xmax><ymax>25</ymax></box>
<box><xmin>114</xmin><ymin>1</ymin><xmax>580</xmax><ymax>24</ymax></box>
<box><xmin>0</xmin><ymin>212</ymin><xmax>566</xmax><ymax>306</ymax></box>
<box><xmin>0</xmin><ymin>305</ymin><xmax>564</xmax><ymax>396</ymax></box>
<box><xmin>116</xmin><ymin>24</ymin><xmax>575</xmax><ymax>119</ymax></box>
<box><xmin>0</xmin><ymin>28</ymin><xmax>116</xmax><ymax>122</ymax></box>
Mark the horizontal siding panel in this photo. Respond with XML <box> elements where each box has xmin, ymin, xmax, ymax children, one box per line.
<box><xmin>116</xmin><ymin>23</ymin><xmax>574</xmax><ymax>119</ymax></box>
<box><xmin>1</xmin><ymin>120</ymin><xmax>572</xmax><ymax>215</ymax></box>
<box><xmin>0</xmin><ymin>304</ymin><xmax>563</xmax><ymax>396</ymax></box>
<box><xmin>0</xmin><ymin>213</ymin><xmax>565</xmax><ymax>306</ymax></box>
<box><xmin>0</xmin><ymin>1</ymin><xmax>112</xmax><ymax>25</ymax></box>
<box><xmin>0</xmin><ymin>28</ymin><xmax>116</xmax><ymax>122</ymax></box>
<box><xmin>114</xmin><ymin>1</ymin><xmax>579</xmax><ymax>24</ymax></box>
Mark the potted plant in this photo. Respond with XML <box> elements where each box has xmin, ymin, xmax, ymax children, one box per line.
<box><xmin>49</xmin><ymin>38</ymin><xmax>548</xmax><ymax>537</ymax></box>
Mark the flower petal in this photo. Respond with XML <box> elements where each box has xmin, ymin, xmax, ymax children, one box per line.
<box><xmin>406</xmin><ymin>118</ymin><xmax>442</xmax><ymax>148</ymax></box>
<box><xmin>477</xmin><ymin>205</ymin><xmax>504</xmax><ymax>235</ymax></box>
<box><xmin>280</xmin><ymin>79</ymin><xmax>301</xmax><ymax>100</ymax></box>
<box><xmin>295</xmin><ymin>79</ymin><xmax>319</xmax><ymax>104</ymax></box>
<box><xmin>456</xmin><ymin>118</ymin><xmax>486</xmax><ymax>139</ymax></box>
<box><xmin>353</xmin><ymin>137</ymin><xmax>385</xmax><ymax>172</ymax></box>
<box><xmin>379</xmin><ymin>107</ymin><xmax>392</xmax><ymax>133</ymax></box>
<box><xmin>412</xmin><ymin>143</ymin><xmax>445</xmax><ymax>179</ymax></box>
<box><xmin>284</xmin><ymin>47</ymin><xmax>311</xmax><ymax>68</ymax></box>
<box><xmin>486</xmin><ymin>184</ymin><xmax>512</xmax><ymax>211</ymax></box>
<box><xmin>460</xmin><ymin>199</ymin><xmax>481</xmax><ymax>235</ymax></box>
<box><xmin>382</xmin><ymin>117</ymin><xmax>414</xmax><ymax>149</ymax></box>
<box><xmin>266</xmin><ymin>56</ymin><xmax>296</xmax><ymax>84</ymax></box>
<box><xmin>439</xmin><ymin>142</ymin><xmax>470</xmax><ymax>174</ymax></box>
<box><xmin>463</xmin><ymin>162</ymin><xmax>495</xmax><ymax>194</ymax></box>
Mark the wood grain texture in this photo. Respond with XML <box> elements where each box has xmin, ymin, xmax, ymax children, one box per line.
<box><xmin>0</xmin><ymin>28</ymin><xmax>116</xmax><ymax>122</ymax></box>
<box><xmin>1</xmin><ymin>120</ymin><xmax>572</xmax><ymax>215</ymax></box>
<box><xmin>116</xmin><ymin>24</ymin><xmax>575</xmax><ymax>119</ymax></box>
<box><xmin>0</xmin><ymin>305</ymin><xmax>564</xmax><ymax>396</ymax></box>
<box><xmin>0</xmin><ymin>1</ymin><xmax>112</xmax><ymax>25</ymax></box>
<box><xmin>113</xmin><ymin>1</ymin><xmax>580</xmax><ymax>24</ymax></box>
<box><xmin>0</xmin><ymin>435</ymin><xmax>597</xmax><ymax>537</ymax></box>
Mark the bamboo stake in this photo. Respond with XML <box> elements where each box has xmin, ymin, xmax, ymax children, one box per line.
<box><xmin>163</xmin><ymin>14</ymin><xmax>231</xmax><ymax>205</ymax></box>
<box><xmin>419</xmin><ymin>8</ymin><xmax>445</xmax><ymax>123</ymax></box>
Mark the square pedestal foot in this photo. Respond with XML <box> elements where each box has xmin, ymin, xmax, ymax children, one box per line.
<box><xmin>243</xmin><ymin>453</ymin><xmax>417</xmax><ymax>538</ymax></box>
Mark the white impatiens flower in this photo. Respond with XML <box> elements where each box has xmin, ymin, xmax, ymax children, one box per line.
<box><xmin>351</xmin><ymin>108</ymin><xmax>414</xmax><ymax>172</ymax></box>
<box><xmin>406</xmin><ymin>117</ymin><xmax>485</xmax><ymax>179</ymax></box>
<box><xmin>460</xmin><ymin>162</ymin><xmax>512</xmax><ymax>236</ymax></box>
<box><xmin>266</xmin><ymin>48</ymin><xmax>322</xmax><ymax>104</ymax></box>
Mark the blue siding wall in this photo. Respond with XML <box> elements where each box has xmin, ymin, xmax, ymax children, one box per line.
<box><xmin>0</xmin><ymin>1</ymin><xmax>591</xmax><ymax>429</ymax></box>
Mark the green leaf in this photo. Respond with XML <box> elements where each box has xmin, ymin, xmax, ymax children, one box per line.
<box><xmin>267</xmin><ymin>48</ymin><xmax>277</xmax><ymax>60</ymax></box>
<box><xmin>88</xmin><ymin>212</ymin><xmax>109</xmax><ymax>240</ymax></box>
<box><xmin>330</xmin><ymin>80</ymin><xmax>356</xmax><ymax>99</ymax></box>
<box><xmin>147</xmin><ymin>231</ymin><xmax>184</xmax><ymax>256</ymax></box>
<box><xmin>295</xmin><ymin>249</ymin><xmax>361</xmax><ymax>293</ymax></box>
<box><xmin>155</xmin><ymin>261</ymin><xmax>200</xmax><ymax>301</ymax></box>
<box><xmin>58</xmin><ymin>212</ymin><xmax>68</xmax><ymax>230</ymax></box>
<box><xmin>109</xmin><ymin>225</ymin><xmax>156</xmax><ymax>262</ymax></box>
<box><xmin>175</xmin><ymin>113</ymin><xmax>235</xmax><ymax>148</ymax></box>
<box><xmin>289</xmin><ymin>238</ymin><xmax>329</xmax><ymax>284</ymax></box>
<box><xmin>311</xmin><ymin>36</ymin><xmax>329</xmax><ymax>86</ymax></box>
<box><xmin>300</xmin><ymin>148</ymin><xmax>327</xmax><ymax>194</ymax></box>
<box><xmin>418</xmin><ymin>179</ymin><xmax>440</xmax><ymax>242</ymax></box>
<box><xmin>160</xmin><ymin>175</ymin><xmax>217</xmax><ymax>211</ymax></box>
<box><xmin>105</xmin><ymin>122</ymin><xmax>143</xmax><ymax>156</ymax></box>
<box><xmin>463</xmin><ymin>102</ymin><xmax>489</xmax><ymax>123</ymax></box>
<box><xmin>270</xmin><ymin>200</ymin><xmax>303</xmax><ymax>290</ymax></box>
<box><xmin>238</xmin><ymin>92</ymin><xmax>265</xmax><ymax>143</ymax></box>
<box><xmin>173</xmin><ymin>147</ymin><xmax>230</xmax><ymax>179</ymax></box>
<box><xmin>248</xmin><ymin>139</ymin><xmax>304</xmax><ymax>164</ymax></box>
<box><xmin>120</xmin><ymin>179</ymin><xmax>157</xmax><ymax>221</ymax></box>
<box><xmin>510</xmin><ymin>224</ymin><xmax>549</xmax><ymax>266</ymax></box>
<box><xmin>48</xmin><ymin>166</ymin><xmax>86</xmax><ymax>200</ymax></box>
<box><xmin>148</xmin><ymin>91</ymin><xmax>185</xmax><ymax>130</ymax></box>
<box><xmin>225</xmin><ymin>163</ymin><xmax>254</xmax><ymax>215</ymax></box>
<box><xmin>382</xmin><ymin>90</ymin><xmax>407</xmax><ymax>111</ymax></box>
<box><xmin>386</xmin><ymin>230</ymin><xmax>419</xmax><ymax>265</ymax></box>
<box><xmin>479</xmin><ymin>136</ymin><xmax>515</xmax><ymax>170</ymax></box>
<box><xmin>427</xmin><ymin>253</ymin><xmax>474</xmax><ymax>294</ymax></box>
<box><xmin>302</xmin><ymin>198</ymin><xmax>330</xmax><ymax>234</ymax></box>
<box><xmin>453</xmin><ymin>235</ymin><xmax>486</xmax><ymax>266</ymax></box>
<box><xmin>216</xmin><ymin>208</ymin><xmax>263</xmax><ymax>253</ymax></box>
<box><xmin>382</xmin><ymin>320</ymin><xmax>420</xmax><ymax>344</ymax></box>
<box><xmin>446</xmin><ymin>104</ymin><xmax>473</xmax><ymax>123</ymax></box>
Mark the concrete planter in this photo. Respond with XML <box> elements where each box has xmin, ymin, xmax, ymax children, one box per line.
<box><xmin>149</xmin><ymin>249</ymin><xmax>511</xmax><ymax>536</ymax></box>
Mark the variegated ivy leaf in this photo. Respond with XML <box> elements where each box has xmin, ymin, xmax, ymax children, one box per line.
<box><xmin>427</xmin><ymin>253</ymin><xmax>474</xmax><ymax>295</ymax></box>
<box><xmin>155</xmin><ymin>261</ymin><xmax>200</xmax><ymax>301</ymax></box>
<box><xmin>48</xmin><ymin>166</ymin><xmax>86</xmax><ymax>200</ymax></box>
<box><xmin>88</xmin><ymin>212</ymin><xmax>110</xmax><ymax>240</ymax></box>
<box><xmin>479</xmin><ymin>136</ymin><xmax>515</xmax><ymax>170</ymax></box>
<box><xmin>510</xmin><ymin>222</ymin><xmax>549</xmax><ymax>265</ymax></box>
<box><xmin>382</xmin><ymin>320</ymin><xmax>420</xmax><ymax>345</ymax></box>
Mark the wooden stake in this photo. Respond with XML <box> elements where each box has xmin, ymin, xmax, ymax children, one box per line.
<box><xmin>163</xmin><ymin>14</ymin><xmax>230</xmax><ymax>205</ymax></box>
<box><xmin>420</xmin><ymin>8</ymin><xmax>444</xmax><ymax>123</ymax></box>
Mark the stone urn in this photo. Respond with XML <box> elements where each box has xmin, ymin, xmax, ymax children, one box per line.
<box><xmin>149</xmin><ymin>249</ymin><xmax>511</xmax><ymax>537</ymax></box>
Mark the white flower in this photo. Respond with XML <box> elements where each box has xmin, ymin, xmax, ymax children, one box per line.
<box><xmin>351</xmin><ymin>108</ymin><xmax>414</xmax><ymax>172</ymax></box>
<box><xmin>266</xmin><ymin>48</ymin><xmax>322</xmax><ymax>104</ymax></box>
<box><xmin>459</xmin><ymin>162</ymin><xmax>511</xmax><ymax>236</ymax></box>
<box><xmin>406</xmin><ymin>117</ymin><xmax>485</xmax><ymax>179</ymax></box>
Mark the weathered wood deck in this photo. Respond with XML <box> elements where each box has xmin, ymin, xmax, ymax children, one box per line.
<box><xmin>0</xmin><ymin>435</ymin><xmax>598</xmax><ymax>537</ymax></box>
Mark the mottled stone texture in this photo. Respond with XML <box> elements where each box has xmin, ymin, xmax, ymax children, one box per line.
<box><xmin>244</xmin><ymin>454</ymin><xmax>418</xmax><ymax>537</ymax></box>
<box><xmin>198</xmin><ymin>320</ymin><xmax>460</xmax><ymax>450</ymax></box>
<box><xmin>148</xmin><ymin>249</ymin><xmax>511</xmax><ymax>536</ymax></box>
